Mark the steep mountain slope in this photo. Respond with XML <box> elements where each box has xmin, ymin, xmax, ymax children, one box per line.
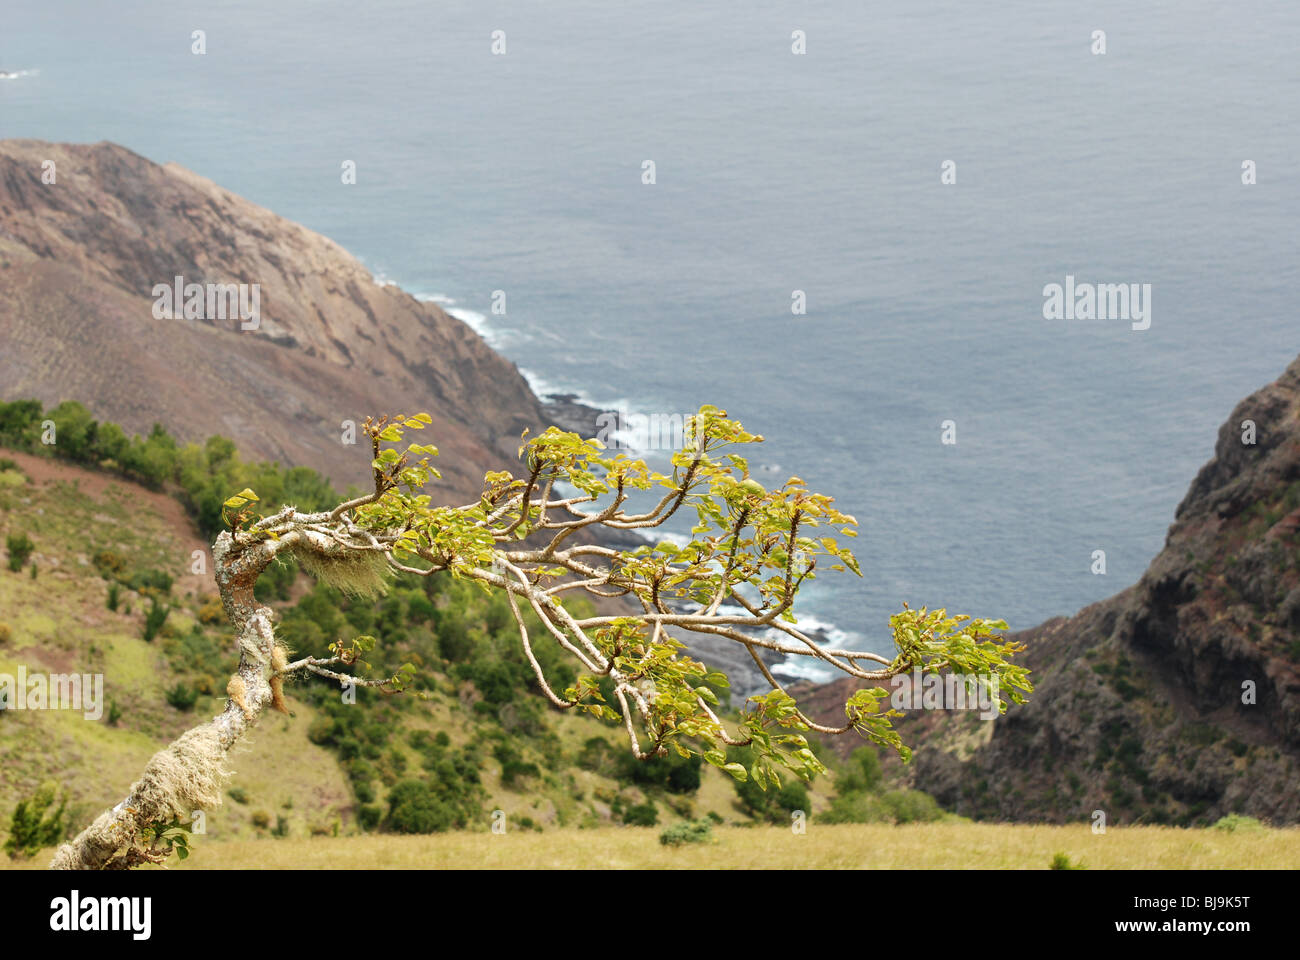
<box><xmin>0</xmin><ymin>139</ymin><xmax>545</xmax><ymax>497</ymax></box>
<box><xmin>801</xmin><ymin>354</ymin><xmax>1300</xmax><ymax>825</ymax></box>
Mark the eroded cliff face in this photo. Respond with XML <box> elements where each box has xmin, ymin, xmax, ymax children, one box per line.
<box><xmin>802</xmin><ymin>355</ymin><xmax>1300</xmax><ymax>825</ymax></box>
<box><xmin>0</xmin><ymin>139</ymin><xmax>546</xmax><ymax>497</ymax></box>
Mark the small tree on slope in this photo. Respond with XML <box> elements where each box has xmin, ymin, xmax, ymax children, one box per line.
<box><xmin>51</xmin><ymin>407</ymin><xmax>1031</xmax><ymax>869</ymax></box>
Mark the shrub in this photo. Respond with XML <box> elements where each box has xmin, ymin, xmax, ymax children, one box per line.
<box><xmin>6</xmin><ymin>532</ymin><xmax>34</xmax><ymax>572</ymax></box>
<box><xmin>659</xmin><ymin>818</ymin><xmax>714</xmax><ymax>846</ymax></box>
<box><xmin>227</xmin><ymin>787</ymin><xmax>249</xmax><ymax>805</ymax></box>
<box><xmin>5</xmin><ymin>784</ymin><xmax>68</xmax><ymax>858</ymax></box>
<box><xmin>386</xmin><ymin>780</ymin><xmax>457</xmax><ymax>833</ymax></box>
<box><xmin>1212</xmin><ymin>814</ymin><xmax>1265</xmax><ymax>833</ymax></box>
<box><xmin>106</xmin><ymin>583</ymin><xmax>120</xmax><ymax>612</ymax></box>
<box><xmin>164</xmin><ymin>682</ymin><xmax>198</xmax><ymax>711</ymax></box>
<box><xmin>0</xmin><ymin>622</ymin><xmax>10</xmax><ymax>645</ymax></box>
<box><xmin>92</xmin><ymin>549</ymin><xmax>127</xmax><ymax>578</ymax></box>
<box><xmin>1049</xmin><ymin>851</ymin><xmax>1087</xmax><ymax>870</ymax></box>
<box><xmin>197</xmin><ymin>595</ymin><xmax>225</xmax><ymax>625</ymax></box>
<box><xmin>128</xmin><ymin>569</ymin><xmax>173</xmax><ymax>596</ymax></box>
<box><xmin>106</xmin><ymin>700</ymin><xmax>122</xmax><ymax>726</ymax></box>
<box><xmin>734</xmin><ymin>775</ymin><xmax>810</xmax><ymax>824</ymax></box>
<box><xmin>493</xmin><ymin>742</ymin><xmax>540</xmax><ymax>788</ymax></box>
<box><xmin>356</xmin><ymin>805</ymin><xmax>383</xmax><ymax>831</ymax></box>
<box><xmin>251</xmin><ymin>810</ymin><xmax>271</xmax><ymax>830</ymax></box>
<box><xmin>837</xmin><ymin>745</ymin><xmax>884</xmax><ymax>793</ymax></box>
<box><xmin>142</xmin><ymin>597</ymin><xmax>171</xmax><ymax>643</ymax></box>
<box><xmin>576</xmin><ymin>736</ymin><xmax>618</xmax><ymax>776</ymax></box>
<box><xmin>435</xmin><ymin>609</ymin><xmax>473</xmax><ymax>662</ymax></box>
<box><xmin>622</xmin><ymin>801</ymin><xmax>658</xmax><ymax>827</ymax></box>
<box><xmin>501</xmin><ymin>760</ymin><xmax>541</xmax><ymax>788</ymax></box>
<box><xmin>613</xmin><ymin>743</ymin><xmax>702</xmax><ymax>793</ymax></box>
<box><xmin>881</xmin><ymin>789</ymin><xmax>944</xmax><ymax>824</ymax></box>
<box><xmin>820</xmin><ymin>790</ymin><xmax>895</xmax><ymax>824</ymax></box>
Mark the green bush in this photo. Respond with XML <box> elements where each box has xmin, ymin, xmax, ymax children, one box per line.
<box><xmin>501</xmin><ymin>760</ymin><xmax>541</xmax><ymax>788</ymax></box>
<box><xmin>128</xmin><ymin>569</ymin><xmax>173</xmax><ymax>596</ymax></box>
<box><xmin>621</xmin><ymin>801</ymin><xmax>658</xmax><ymax>827</ymax></box>
<box><xmin>143</xmin><ymin>597</ymin><xmax>171</xmax><ymax>643</ymax></box>
<box><xmin>92</xmin><ymin>549</ymin><xmax>127</xmax><ymax>578</ymax></box>
<box><xmin>1211</xmin><ymin>814</ymin><xmax>1265</xmax><ymax>833</ymax></box>
<box><xmin>820</xmin><ymin>790</ymin><xmax>895</xmax><ymax>825</ymax></box>
<box><xmin>837</xmin><ymin>746</ymin><xmax>884</xmax><ymax>793</ymax></box>
<box><xmin>164</xmin><ymin>682</ymin><xmax>198</xmax><ymax>711</ymax></box>
<box><xmin>881</xmin><ymin>789</ymin><xmax>945</xmax><ymax>824</ymax></box>
<box><xmin>734</xmin><ymin>775</ymin><xmax>810</xmax><ymax>824</ymax></box>
<box><xmin>5</xmin><ymin>532</ymin><xmax>34</xmax><ymax>572</ymax></box>
<box><xmin>5</xmin><ymin>784</ymin><xmax>68</xmax><ymax>859</ymax></box>
<box><xmin>356</xmin><ymin>804</ymin><xmax>383</xmax><ymax>831</ymax></box>
<box><xmin>615</xmin><ymin>747</ymin><xmax>702</xmax><ymax>794</ymax></box>
<box><xmin>577</xmin><ymin>736</ymin><xmax>618</xmax><ymax>776</ymax></box>
<box><xmin>659</xmin><ymin>818</ymin><xmax>714</xmax><ymax>846</ymax></box>
<box><xmin>386</xmin><ymin>780</ymin><xmax>458</xmax><ymax>833</ymax></box>
<box><xmin>1049</xmin><ymin>851</ymin><xmax>1087</xmax><ymax>870</ymax></box>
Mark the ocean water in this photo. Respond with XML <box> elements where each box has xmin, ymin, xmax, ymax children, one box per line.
<box><xmin>4</xmin><ymin>1</ymin><xmax>1298</xmax><ymax>679</ymax></box>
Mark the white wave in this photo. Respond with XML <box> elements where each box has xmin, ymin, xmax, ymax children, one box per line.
<box><xmin>0</xmin><ymin>69</ymin><xmax>37</xmax><ymax>81</ymax></box>
<box><xmin>446</xmin><ymin>306</ymin><xmax>494</xmax><ymax>339</ymax></box>
<box><xmin>770</xmin><ymin>658</ymin><xmax>838</xmax><ymax>684</ymax></box>
<box><xmin>763</xmin><ymin>612</ymin><xmax>868</xmax><ymax>651</ymax></box>
<box><xmin>517</xmin><ymin>367</ymin><xmax>627</xmax><ymax>412</ymax></box>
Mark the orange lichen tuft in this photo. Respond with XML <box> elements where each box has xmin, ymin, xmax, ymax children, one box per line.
<box><xmin>270</xmin><ymin>645</ymin><xmax>290</xmax><ymax>714</ymax></box>
<box><xmin>227</xmin><ymin>675</ymin><xmax>251</xmax><ymax>718</ymax></box>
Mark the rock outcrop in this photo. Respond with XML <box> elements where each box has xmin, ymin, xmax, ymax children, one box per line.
<box><xmin>802</xmin><ymin>355</ymin><xmax>1300</xmax><ymax>824</ymax></box>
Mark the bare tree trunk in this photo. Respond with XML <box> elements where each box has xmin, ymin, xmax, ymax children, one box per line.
<box><xmin>51</xmin><ymin>532</ymin><xmax>277</xmax><ymax>869</ymax></box>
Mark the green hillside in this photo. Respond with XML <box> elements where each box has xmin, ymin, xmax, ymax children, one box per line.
<box><xmin>0</xmin><ymin>444</ymin><xmax>849</xmax><ymax>859</ymax></box>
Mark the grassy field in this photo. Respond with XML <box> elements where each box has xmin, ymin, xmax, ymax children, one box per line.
<box><xmin>8</xmin><ymin>823</ymin><xmax>1297</xmax><ymax>870</ymax></box>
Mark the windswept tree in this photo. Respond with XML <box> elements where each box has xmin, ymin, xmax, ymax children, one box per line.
<box><xmin>52</xmin><ymin>407</ymin><xmax>1030</xmax><ymax>869</ymax></box>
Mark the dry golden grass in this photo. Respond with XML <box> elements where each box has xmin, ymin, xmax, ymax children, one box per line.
<box><xmin>9</xmin><ymin>822</ymin><xmax>1296</xmax><ymax>870</ymax></box>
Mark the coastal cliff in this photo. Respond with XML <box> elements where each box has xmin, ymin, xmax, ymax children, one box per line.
<box><xmin>0</xmin><ymin>139</ymin><xmax>548</xmax><ymax>498</ymax></box>
<box><xmin>801</xmin><ymin>354</ymin><xmax>1300</xmax><ymax>824</ymax></box>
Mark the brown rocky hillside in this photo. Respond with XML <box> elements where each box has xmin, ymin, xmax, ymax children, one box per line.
<box><xmin>801</xmin><ymin>354</ymin><xmax>1300</xmax><ymax>825</ymax></box>
<box><xmin>0</xmin><ymin>139</ymin><xmax>545</xmax><ymax>498</ymax></box>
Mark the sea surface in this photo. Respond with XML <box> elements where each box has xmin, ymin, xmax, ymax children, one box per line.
<box><xmin>4</xmin><ymin>1</ymin><xmax>1298</xmax><ymax>679</ymax></box>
